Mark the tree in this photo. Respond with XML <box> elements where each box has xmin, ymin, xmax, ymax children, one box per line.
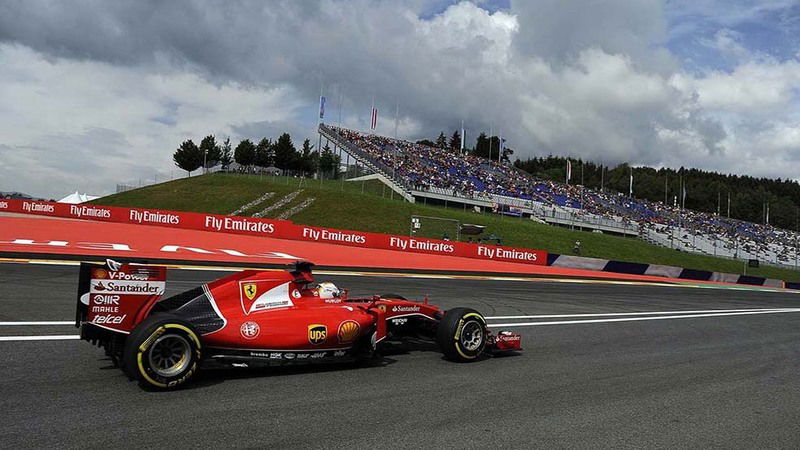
<box><xmin>449</xmin><ymin>130</ymin><xmax>461</xmax><ymax>152</ymax></box>
<box><xmin>416</xmin><ymin>139</ymin><xmax>435</xmax><ymax>147</ymax></box>
<box><xmin>435</xmin><ymin>132</ymin><xmax>447</xmax><ymax>149</ymax></box>
<box><xmin>298</xmin><ymin>138</ymin><xmax>317</xmax><ymax>174</ymax></box>
<box><xmin>199</xmin><ymin>135</ymin><xmax>221</xmax><ymax>170</ymax></box>
<box><xmin>254</xmin><ymin>138</ymin><xmax>274</xmax><ymax>168</ymax></box>
<box><xmin>273</xmin><ymin>133</ymin><xmax>297</xmax><ymax>170</ymax></box>
<box><xmin>472</xmin><ymin>132</ymin><xmax>490</xmax><ymax>158</ymax></box>
<box><xmin>509</xmin><ymin>154</ymin><xmax>800</xmax><ymax>229</ymax></box>
<box><xmin>173</xmin><ymin>139</ymin><xmax>203</xmax><ymax>175</ymax></box>
<box><xmin>219</xmin><ymin>137</ymin><xmax>233</xmax><ymax>169</ymax></box>
<box><xmin>319</xmin><ymin>144</ymin><xmax>341</xmax><ymax>179</ymax></box>
<box><xmin>234</xmin><ymin>139</ymin><xmax>256</xmax><ymax>168</ymax></box>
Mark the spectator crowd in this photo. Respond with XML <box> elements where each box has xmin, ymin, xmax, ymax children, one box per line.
<box><xmin>330</xmin><ymin>126</ymin><xmax>800</xmax><ymax>265</ymax></box>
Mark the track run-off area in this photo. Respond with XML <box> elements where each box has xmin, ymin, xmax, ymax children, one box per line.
<box><xmin>2</xmin><ymin>261</ymin><xmax>800</xmax><ymax>448</ymax></box>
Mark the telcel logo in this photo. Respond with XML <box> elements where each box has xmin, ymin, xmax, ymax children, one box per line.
<box><xmin>93</xmin><ymin>314</ymin><xmax>126</xmax><ymax>324</ymax></box>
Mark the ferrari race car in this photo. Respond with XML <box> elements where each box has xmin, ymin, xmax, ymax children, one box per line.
<box><xmin>76</xmin><ymin>260</ymin><xmax>521</xmax><ymax>390</ymax></box>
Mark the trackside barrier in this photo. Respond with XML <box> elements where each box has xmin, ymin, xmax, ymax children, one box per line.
<box><xmin>548</xmin><ymin>253</ymin><xmax>793</xmax><ymax>289</ymax></box>
<box><xmin>0</xmin><ymin>199</ymin><xmax>547</xmax><ymax>267</ymax></box>
<box><xmin>4</xmin><ymin>199</ymin><xmax>794</xmax><ymax>288</ymax></box>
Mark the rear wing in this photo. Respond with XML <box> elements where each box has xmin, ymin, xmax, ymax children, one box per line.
<box><xmin>76</xmin><ymin>260</ymin><xmax>166</xmax><ymax>334</ymax></box>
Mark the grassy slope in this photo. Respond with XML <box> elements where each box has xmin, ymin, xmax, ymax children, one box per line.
<box><xmin>94</xmin><ymin>173</ymin><xmax>800</xmax><ymax>281</ymax></box>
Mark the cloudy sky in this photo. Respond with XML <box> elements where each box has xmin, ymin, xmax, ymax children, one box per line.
<box><xmin>1</xmin><ymin>0</ymin><xmax>799</xmax><ymax>199</ymax></box>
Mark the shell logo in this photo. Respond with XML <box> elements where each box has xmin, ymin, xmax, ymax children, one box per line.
<box><xmin>337</xmin><ymin>320</ymin><xmax>360</xmax><ymax>344</ymax></box>
<box><xmin>92</xmin><ymin>269</ymin><xmax>108</xmax><ymax>279</ymax></box>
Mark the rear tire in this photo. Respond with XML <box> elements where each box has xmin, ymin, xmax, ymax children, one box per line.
<box><xmin>436</xmin><ymin>308</ymin><xmax>487</xmax><ymax>362</ymax></box>
<box><xmin>123</xmin><ymin>315</ymin><xmax>202</xmax><ymax>390</ymax></box>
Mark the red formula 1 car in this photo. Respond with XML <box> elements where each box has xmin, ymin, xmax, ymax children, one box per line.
<box><xmin>75</xmin><ymin>260</ymin><xmax>521</xmax><ymax>389</ymax></box>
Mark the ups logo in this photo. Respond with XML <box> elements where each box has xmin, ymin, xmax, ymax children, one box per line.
<box><xmin>308</xmin><ymin>324</ymin><xmax>327</xmax><ymax>345</ymax></box>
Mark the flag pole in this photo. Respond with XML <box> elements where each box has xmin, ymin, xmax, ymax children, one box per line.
<box><xmin>727</xmin><ymin>191</ymin><xmax>730</xmax><ymax>218</ymax></box>
<box><xmin>338</xmin><ymin>85</ymin><xmax>342</xmax><ymax>127</ymax></box>
<box><xmin>489</xmin><ymin>123</ymin><xmax>493</xmax><ymax>160</ymax></box>
<box><xmin>600</xmin><ymin>164</ymin><xmax>604</xmax><ymax>192</ymax></box>
<box><xmin>394</xmin><ymin>99</ymin><xmax>399</xmax><ymax>139</ymax></box>
<box><xmin>498</xmin><ymin>130</ymin><xmax>502</xmax><ymax>163</ymax></box>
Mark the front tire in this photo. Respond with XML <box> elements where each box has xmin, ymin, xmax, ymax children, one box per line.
<box><xmin>123</xmin><ymin>315</ymin><xmax>202</xmax><ymax>390</ymax></box>
<box><xmin>436</xmin><ymin>308</ymin><xmax>487</xmax><ymax>362</ymax></box>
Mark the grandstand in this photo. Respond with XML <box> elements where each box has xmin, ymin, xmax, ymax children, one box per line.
<box><xmin>317</xmin><ymin>124</ymin><xmax>800</xmax><ymax>270</ymax></box>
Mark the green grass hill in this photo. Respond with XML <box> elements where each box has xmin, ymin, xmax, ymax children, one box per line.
<box><xmin>93</xmin><ymin>173</ymin><xmax>800</xmax><ymax>282</ymax></box>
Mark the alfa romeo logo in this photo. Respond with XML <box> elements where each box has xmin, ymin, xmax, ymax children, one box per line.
<box><xmin>240</xmin><ymin>321</ymin><xmax>260</xmax><ymax>339</ymax></box>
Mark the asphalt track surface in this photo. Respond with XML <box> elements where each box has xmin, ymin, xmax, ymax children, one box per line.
<box><xmin>2</xmin><ymin>263</ymin><xmax>800</xmax><ymax>448</ymax></box>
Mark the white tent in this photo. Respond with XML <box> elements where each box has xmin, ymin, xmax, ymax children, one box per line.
<box><xmin>58</xmin><ymin>191</ymin><xmax>100</xmax><ymax>204</ymax></box>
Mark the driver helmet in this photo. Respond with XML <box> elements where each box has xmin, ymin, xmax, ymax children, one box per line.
<box><xmin>316</xmin><ymin>282</ymin><xmax>340</xmax><ymax>299</ymax></box>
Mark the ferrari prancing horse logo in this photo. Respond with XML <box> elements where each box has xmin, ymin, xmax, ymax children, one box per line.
<box><xmin>243</xmin><ymin>283</ymin><xmax>257</xmax><ymax>300</ymax></box>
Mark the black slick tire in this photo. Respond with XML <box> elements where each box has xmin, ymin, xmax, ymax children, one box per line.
<box><xmin>123</xmin><ymin>315</ymin><xmax>202</xmax><ymax>390</ymax></box>
<box><xmin>436</xmin><ymin>307</ymin><xmax>487</xmax><ymax>362</ymax></box>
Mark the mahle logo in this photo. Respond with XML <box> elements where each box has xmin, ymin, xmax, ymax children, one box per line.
<box><xmin>308</xmin><ymin>324</ymin><xmax>327</xmax><ymax>345</ymax></box>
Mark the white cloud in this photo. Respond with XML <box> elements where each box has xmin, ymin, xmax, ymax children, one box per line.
<box><xmin>679</xmin><ymin>61</ymin><xmax>800</xmax><ymax>113</ymax></box>
<box><xmin>0</xmin><ymin>0</ymin><xmax>799</xmax><ymax>198</ymax></box>
<box><xmin>0</xmin><ymin>44</ymin><xmax>303</xmax><ymax>197</ymax></box>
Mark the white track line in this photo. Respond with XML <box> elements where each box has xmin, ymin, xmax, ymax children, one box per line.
<box><xmin>484</xmin><ymin>308</ymin><xmax>798</xmax><ymax>320</ymax></box>
<box><xmin>0</xmin><ymin>321</ymin><xmax>74</xmax><ymax>326</ymax></box>
<box><xmin>3</xmin><ymin>310</ymin><xmax>799</xmax><ymax>341</ymax></box>
<box><xmin>1</xmin><ymin>309</ymin><xmax>795</xmax><ymax>327</ymax></box>
<box><xmin>488</xmin><ymin>309</ymin><xmax>800</xmax><ymax>327</ymax></box>
<box><xmin>2</xmin><ymin>257</ymin><xmax>797</xmax><ymax>294</ymax></box>
<box><xmin>0</xmin><ymin>335</ymin><xmax>79</xmax><ymax>341</ymax></box>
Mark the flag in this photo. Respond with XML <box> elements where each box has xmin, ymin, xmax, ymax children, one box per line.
<box><xmin>319</xmin><ymin>96</ymin><xmax>326</xmax><ymax>120</ymax></box>
<box><xmin>370</xmin><ymin>107</ymin><xmax>378</xmax><ymax>130</ymax></box>
<box><xmin>629</xmin><ymin>172</ymin><xmax>633</xmax><ymax>197</ymax></box>
<box><xmin>460</xmin><ymin>121</ymin><xmax>465</xmax><ymax>152</ymax></box>
<box><xmin>766</xmin><ymin>202</ymin><xmax>770</xmax><ymax>225</ymax></box>
<box><xmin>566</xmin><ymin>160</ymin><xmax>572</xmax><ymax>182</ymax></box>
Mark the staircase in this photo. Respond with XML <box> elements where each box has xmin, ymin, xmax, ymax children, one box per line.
<box><xmin>318</xmin><ymin>124</ymin><xmax>414</xmax><ymax>202</ymax></box>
